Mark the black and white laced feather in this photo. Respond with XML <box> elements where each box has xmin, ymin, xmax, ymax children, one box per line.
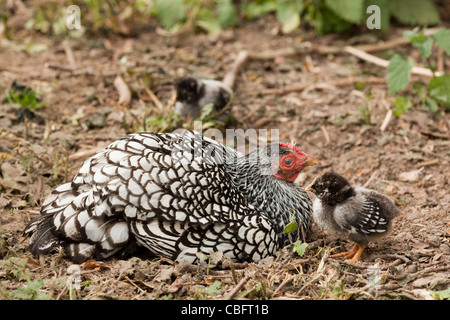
<box><xmin>24</xmin><ymin>131</ymin><xmax>313</xmax><ymax>263</ymax></box>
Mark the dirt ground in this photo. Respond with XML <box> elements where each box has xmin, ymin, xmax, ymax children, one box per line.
<box><xmin>0</xmin><ymin>16</ymin><xmax>449</xmax><ymax>300</ymax></box>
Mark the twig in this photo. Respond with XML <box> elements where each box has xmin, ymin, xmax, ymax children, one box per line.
<box><xmin>46</xmin><ymin>63</ymin><xmax>76</xmax><ymax>72</ymax></box>
<box><xmin>369</xmin><ymin>254</ymin><xmax>411</xmax><ymax>264</ymax></box>
<box><xmin>62</xmin><ymin>40</ymin><xmax>77</xmax><ymax>69</ymax></box>
<box><xmin>411</xmin><ymin>265</ymin><xmax>450</xmax><ymax>276</ymax></box>
<box><xmin>258</xmin><ymin>77</ymin><xmax>385</xmax><ymax>96</ymax></box>
<box><xmin>124</xmin><ymin>276</ymin><xmax>150</xmax><ymax>297</ymax></box>
<box><xmin>224</xmin><ymin>275</ymin><xmax>250</xmax><ymax>300</ymax></box>
<box><xmin>142</xmin><ymin>85</ymin><xmax>164</xmax><ymax>111</ymax></box>
<box><xmin>437</xmin><ymin>46</ymin><xmax>444</xmax><ymax>74</ymax></box>
<box><xmin>344</xmin><ymin>46</ymin><xmax>443</xmax><ymax>78</ymax></box>
<box><xmin>113</xmin><ymin>75</ymin><xmax>132</xmax><ymax>106</ymax></box>
<box><xmin>68</xmin><ymin>145</ymin><xmax>105</xmax><ymax>161</ymax></box>
<box><xmin>414</xmin><ymin>159</ymin><xmax>440</xmax><ymax>169</ymax></box>
<box><xmin>223</xmin><ymin>50</ymin><xmax>249</xmax><ymax>90</ymax></box>
<box><xmin>273</xmin><ymin>275</ymin><xmax>293</xmax><ymax>297</ymax></box>
<box><xmin>355</xmin><ymin>28</ymin><xmax>439</xmax><ymax>53</ymax></box>
<box><xmin>363</xmin><ymin>170</ymin><xmax>379</xmax><ymax>188</ymax></box>
<box><xmin>320</xmin><ymin>125</ymin><xmax>330</xmax><ymax>146</ymax></box>
<box><xmin>419</xmin><ymin>129</ymin><xmax>449</xmax><ymax>140</ymax></box>
<box><xmin>380</xmin><ymin>109</ymin><xmax>393</xmax><ymax>132</ymax></box>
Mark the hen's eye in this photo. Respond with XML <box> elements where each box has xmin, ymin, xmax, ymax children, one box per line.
<box><xmin>284</xmin><ymin>158</ymin><xmax>293</xmax><ymax>166</ymax></box>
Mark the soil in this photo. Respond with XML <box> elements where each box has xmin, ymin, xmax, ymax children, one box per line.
<box><xmin>0</xmin><ymin>16</ymin><xmax>449</xmax><ymax>300</ymax></box>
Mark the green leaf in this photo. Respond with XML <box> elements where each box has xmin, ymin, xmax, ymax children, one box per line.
<box><xmin>392</xmin><ymin>0</ymin><xmax>440</xmax><ymax>26</ymax></box>
<box><xmin>293</xmin><ymin>240</ymin><xmax>308</xmax><ymax>256</ymax></box>
<box><xmin>206</xmin><ymin>281</ymin><xmax>222</xmax><ymax>297</ymax></box>
<box><xmin>386</xmin><ymin>54</ymin><xmax>413</xmax><ymax>95</ymax></box>
<box><xmin>404</xmin><ymin>28</ymin><xmax>433</xmax><ymax>60</ymax></box>
<box><xmin>430</xmin><ymin>288</ymin><xmax>450</xmax><ymax>300</ymax></box>
<box><xmin>283</xmin><ymin>220</ymin><xmax>298</xmax><ymax>234</ymax></box>
<box><xmin>153</xmin><ymin>0</ymin><xmax>186</xmax><ymax>30</ymax></box>
<box><xmin>196</xmin><ymin>8</ymin><xmax>222</xmax><ymax>34</ymax></box>
<box><xmin>276</xmin><ymin>0</ymin><xmax>303</xmax><ymax>34</ymax></box>
<box><xmin>433</xmin><ymin>28</ymin><xmax>450</xmax><ymax>56</ymax></box>
<box><xmin>428</xmin><ymin>74</ymin><xmax>450</xmax><ymax>108</ymax></box>
<box><xmin>199</xmin><ymin>103</ymin><xmax>215</xmax><ymax>120</ymax></box>
<box><xmin>217</xmin><ymin>0</ymin><xmax>238</xmax><ymax>29</ymax></box>
<box><xmin>325</xmin><ymin>0</ymin><xmax>364</xmax><ymax>24</ymax></box>
<box><xmin>393</xmin><ymin>96</ymin><xmax>412</xmax><ymax>117</ymax></box>
<box><xmin>422</xmin><ymin>97</ymin><xmax>439</xmax><ymax>113</ymax></box>
<box><xmin>245</xmin><ymin>1</ymin><xmax>277</xmax><ymax>19</ymax></box>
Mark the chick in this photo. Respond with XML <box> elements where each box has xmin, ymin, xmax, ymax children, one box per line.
<box><xmin>306</xmin><ymin>171</ymin><xmax>400</xmax><ymax>263</ymax></box>
<box><xmin>174</xmin><ymin>77</ymin><xmax>233</xmax><ymax>121</ymax></box>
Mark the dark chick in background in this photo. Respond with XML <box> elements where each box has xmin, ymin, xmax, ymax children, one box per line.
<box><xmin>174</xmin><ymin>77</ymin><xmax>233</xmax><ymax>121</ymax></box>
<box><xmin>306</xmin><ymin>171</ymin><xmax>400</xmax><ymax>263</ymax></box>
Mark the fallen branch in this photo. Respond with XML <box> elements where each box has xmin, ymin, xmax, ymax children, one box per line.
<box><xmin>344</xmin><ymin>46</ymin><xmax>443</xmax><ymax>78</ymax></box>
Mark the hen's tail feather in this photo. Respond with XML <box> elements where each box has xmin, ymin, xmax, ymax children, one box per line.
<box><xmin>24</xmin><ymin>213</ymin><xmax>62</xmax><ymax>255</ymax></box>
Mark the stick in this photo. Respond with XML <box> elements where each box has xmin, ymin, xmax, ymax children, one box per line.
<box><xmin>113</xmin><ymin>75</ymin><xmax>132</xmax><ymax>106</ymax></box>
<box><xmin>355</xmin><ymin>28</ymin><xmax>440</xmax><ymax>53</ymax></box>
<box><xmin>258</xmin><ymin>77</ymin><xmax>385</xmax><ymax>96</ymax></box>
<box><xmin>223</xmin><ymin>50</ymin><xmax>249</xmax><ymax>90</ymax></box>
<box><xmin>62</xmin><ymin>40</ymin><xmax>77</xmax><ymax>69</ymax></box>
<box><xmin>414</xmin><ymin>159</ymin><xmax>440</xmax><ymax>168</ymax></box>
<box><xmin>320</xmin><ymin>125</ymin><xmax>330</xmax><ymax>145</ymax></box>
<box><xmin>68</xmin><ymin>145</ymin><xmax>105</xmax><ymax>161</ymax></box>
<box><xmin>363</xmin><ymin>170</ymin><xmax>379</xmax><ymax>188</ymax></box>
<box><xmin>437</xmin><ymin>47</ymin><xmax>444</xmax><ymax>74</ymax></box>
<box><xmin>344</xmin><ymin>46</ymin><xmax>443</xmax><ymax>78</ymax></box>
<box><xmin>380</xmin><ymin>109</ymin><xmax>393</xmax><ymax>132</ymax></box>
<box><xmin>224</xmin><ymin>275</ymin><xmax>250</xmax><ymax>300</ymax></box>
<box><xmin>272</xmin><ymin>275</ymin><xmax>293</xmax><ymax>297</ymax></box>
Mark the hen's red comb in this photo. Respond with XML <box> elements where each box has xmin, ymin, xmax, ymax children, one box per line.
<box><xmin>279</xmin><ymin>143</ymin><xmax>305</xmax><ymax>156</ymax></box>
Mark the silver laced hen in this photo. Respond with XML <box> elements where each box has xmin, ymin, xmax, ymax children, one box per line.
<box><xmin>24</xmin><ymin>131</ymin><xmax>317</xmax><ymax>263</ymax></box>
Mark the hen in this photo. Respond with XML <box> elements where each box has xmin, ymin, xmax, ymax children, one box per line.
<box><xmin>25</xmin><ymin>131</ymin><xmax>317</xmax><ymax>263</ymax></box>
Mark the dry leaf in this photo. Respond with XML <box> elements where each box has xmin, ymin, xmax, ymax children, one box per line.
<box><xmin>399</xmin><ymin>168</ymin><xmax>424</xmax><ymax>182</ymax></box>
<box><xmin>82</xmin><ymin>259</ymin><xmax>110</xmax><ymax>270</ymax></box>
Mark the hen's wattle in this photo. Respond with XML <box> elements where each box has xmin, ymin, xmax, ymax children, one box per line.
<box><xmin>24</xmin><ymin>131</ymin><xmax>316</xmax><ymax>263</ymax></box>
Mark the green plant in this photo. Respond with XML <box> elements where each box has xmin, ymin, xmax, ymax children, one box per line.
<box><xmin>393</xmin><ymin>96</ymin><xmax>412</xmax><ymax>117</ymax></box>
<box><xmin>386</xmin><ymin>27</ymin><xmax>450</xmax><ymax>115</ymax></box>
<box><xmin>9</xmin><ymin>279</ymin><xmax>49</xmax><ymax>300</ymax></box>
<box><xmin>283</xmin><ymin>208</ymin><xmax>299</xmax><ymax>244</ymax></box>
<box><xmin>3</xmin><ymin>85</ymin><xmax>49</xmax><ymax>110</ymax></box>
<box><xmin>0</xmin><ymin>257</ymin><xmax>30</xmax><ymax>282</ymax></box>
<box><xmin>430</xmin><ymin>288</ymin><xmax>450</xmax><ymax>300</ymax></box>
<box><xmin>292</xmin><ymin>240</ymin><xmax>308</xmax><ymax>257</ymax></box>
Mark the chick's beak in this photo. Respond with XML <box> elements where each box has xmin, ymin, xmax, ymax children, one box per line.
<box><xmin>305</xmin><ymin>174</ymin><xmax>318</xmax><ymax>192</ymax></box>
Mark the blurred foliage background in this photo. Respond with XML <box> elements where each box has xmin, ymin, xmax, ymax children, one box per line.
<box><xmin>0</xmin><ymin>0</ymin><xmax>447</xmax><ymax>39</ymax></box>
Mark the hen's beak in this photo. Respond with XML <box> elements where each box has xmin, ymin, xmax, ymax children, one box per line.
<box><xmin>303</xmin><ymin>155</ymin><xmax>318</xmax><ymax>167</ymax></box>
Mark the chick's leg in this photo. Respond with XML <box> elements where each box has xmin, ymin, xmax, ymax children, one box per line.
<box><xmin>331</xmin><ymin>243</ymin><xmax>359</xmax><ymax>259</ymax></box>
<box><xmin>345</xmin><ymin>245</ymin><xmax>366</xmax><ymax>263</ymax></box>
